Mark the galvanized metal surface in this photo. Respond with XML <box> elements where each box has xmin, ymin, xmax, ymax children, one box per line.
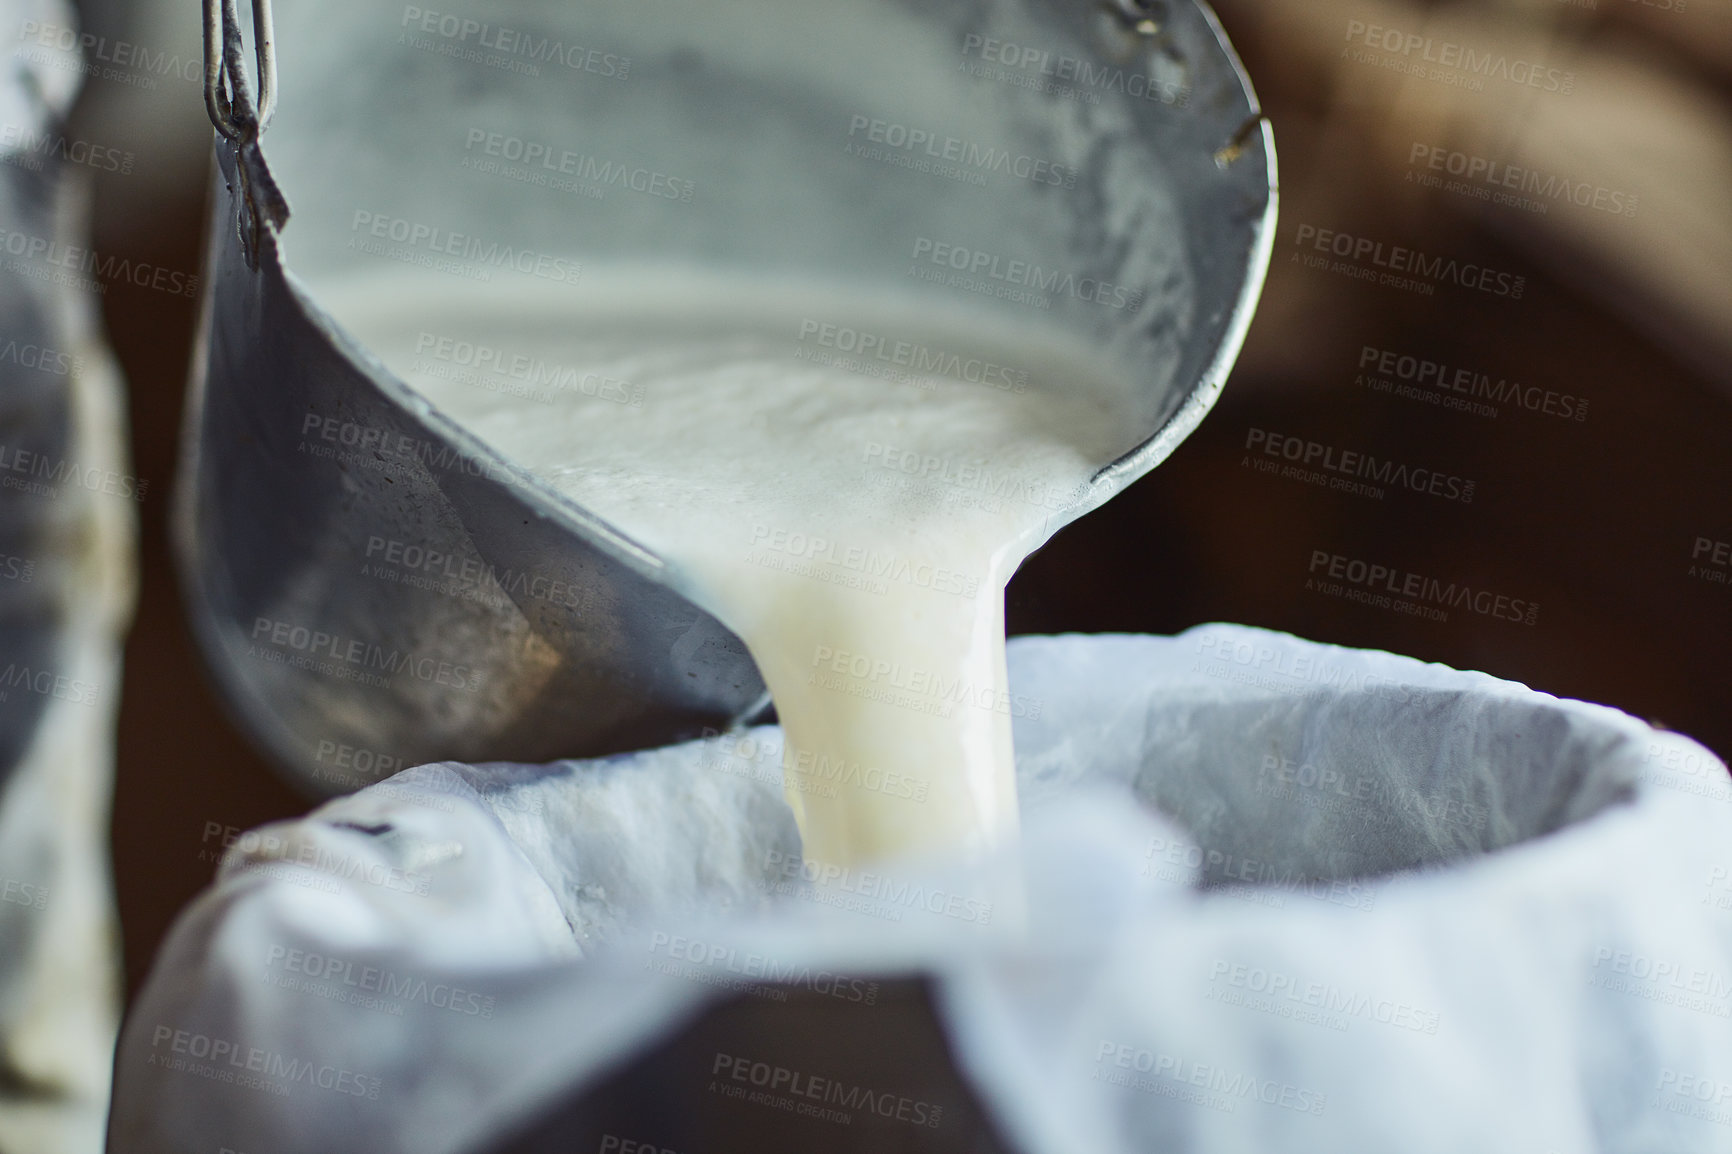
<box><xmin>180</xmin><ymin>0</ymin><xmax>1277</xmax><ymax>797</ymax></box>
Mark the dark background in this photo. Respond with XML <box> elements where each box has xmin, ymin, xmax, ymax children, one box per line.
<box><xmin>60</xmin><ymin>0</ymin><xmax>1732</xmax><ymax>999</ymax></box>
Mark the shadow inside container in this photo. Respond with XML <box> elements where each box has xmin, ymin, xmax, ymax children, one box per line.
<box><xmin>1130</xmin><ymin>684</ymin><xmax>1645</xmax><ymax>891</ymax></box>
<box><xmin>484</xmin><ymin>978</ymin><xmax>1021</xmax><ymax>1154</ymax></box>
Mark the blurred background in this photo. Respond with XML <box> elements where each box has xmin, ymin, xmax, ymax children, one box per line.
<box><xmin>53</xmin><ymin>0</ymin><xmax>1732</xmax><ymax>1000</ymax></box>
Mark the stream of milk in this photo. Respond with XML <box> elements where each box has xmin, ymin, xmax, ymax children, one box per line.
<box><xmin>313</xmin><ymin>267</ymin><xmax>1142</xmax><ymax>876</ymax></box>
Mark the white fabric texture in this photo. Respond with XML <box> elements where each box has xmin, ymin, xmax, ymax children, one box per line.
<box><xmin>109</xmin><ymin>625</ymin><xmax>1732</xmax><ymax>1153</ymax></box>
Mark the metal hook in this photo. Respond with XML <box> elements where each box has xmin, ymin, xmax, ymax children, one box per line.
<box><xmin>1214</xmin><ymin>113</ymin><xmax>1265</xmax><ymax>169</ymax></box>
<box><xmin>204</xmin><ymin>0</ymin><xmax>276</xmax><ymax>141</ymax></box>
<box><xmin>202</xmin><ymin>0</ymin><xmax>288</xmax><ymax>269</ymax></box>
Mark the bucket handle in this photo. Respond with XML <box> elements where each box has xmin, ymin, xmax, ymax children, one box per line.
<box><xmin>202</xmin><ymin>0</ymin><xmax>288</xmax><ymax>268</ymax></box>
<box><xmin>204</xmin><ymin>0</ymin><xmax>275</xmax><ymax>142</ymax></box>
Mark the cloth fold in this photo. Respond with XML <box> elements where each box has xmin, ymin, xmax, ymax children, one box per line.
<box><xmin>110</xmin><ymin>626</ymin><xmax>1732</xmax><ymax>1154</ymax></box>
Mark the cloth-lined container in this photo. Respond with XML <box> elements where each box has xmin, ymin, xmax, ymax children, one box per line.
<box><xmin>111</xmin><ymin>626</ymin><xmax>1730</xmax><ymax>1154</ymax></box>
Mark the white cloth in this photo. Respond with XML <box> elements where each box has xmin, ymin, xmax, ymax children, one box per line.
<box><xmin>109</xmin><ymin>626</ymin><xmax>1732</xmax><ymax>1153</ymax></box>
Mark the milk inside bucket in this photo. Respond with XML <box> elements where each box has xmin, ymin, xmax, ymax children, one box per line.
<box><xmin>178</xmin><ymin>0</ymin><xmax>1275</xmax><ymax>869</ymax></box>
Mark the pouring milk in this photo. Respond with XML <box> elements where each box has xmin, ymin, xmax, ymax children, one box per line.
<box><xmin>314</xmin><ymin>266</ymin><xmax>1143</xmax><ymax>876</ymax></box>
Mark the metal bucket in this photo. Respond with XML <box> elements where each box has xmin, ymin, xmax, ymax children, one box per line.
<box><xmin>178</xmin><ymin>0</ymin><xmax>1277</xmax><ymax>797</ymax></box>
